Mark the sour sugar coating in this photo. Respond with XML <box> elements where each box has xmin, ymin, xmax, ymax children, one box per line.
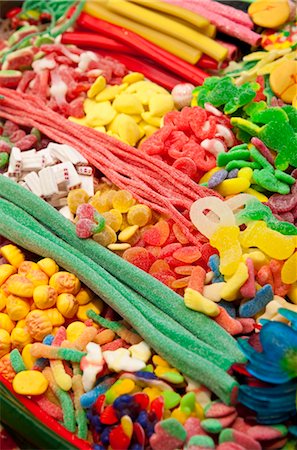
<box><xmin>62</xmin><ymin>326</ymin><xmax>98</xmax><ymax>351</ymax></box>
<box><xmin>50</xmin><ymin>326</ymin><xmax>72</xmax><ymax>391</ymax></box>
<box><xmin>31</xmin><ymin>343</ymin><xmax>86</xmax><ymax>362</ymax></box>
<box><xmin>72</xmin><ymin>364</ymin><xmax>88</xmax><ymax>440</ymax></box>
<box><xmin>87</xmin><ymin>309</ymin><xmax>142</xmax><ymax>345</ymax></box>
<box><xmin>10</xmin><ymin>348</ymin><xmax>26</xmax><ymax>373</ymax></box>
<box><xmin>80</xmin><ymin>375</ymin><xmax>118</xmax><ymax>408</ymax></box>
<box><xmin>80</xmin><ymin>342</ymin><xmax>104</xmax><ymax>392</ymax></box>
<box><xmin>43</xmin><ymin>366</ymin><xmax>76</xmax><ymax>432</ymax></box>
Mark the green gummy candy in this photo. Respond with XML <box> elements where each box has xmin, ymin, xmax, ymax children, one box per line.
<box><xmin>274</xmin><ymin>170</ymin><xmax>296</xmax><ymax>185</ymax></box>
<box><xmin>253</xmin><ymin>169</ymin><xmax>290</xmax><ymax>194</ymax></box>
<box><xmin>180</xmin><ymin>392</ymin><xmax>196</xmax><ymax>413</ymax></box>
<box><xmin>219</xmin><ymin>428</ymin><xmax>234</xmax><ymax>443</ymax></box>
<box><xmin>228</xmin><ymin>144</ymin><xmax>249</xmax><ymax>152</ymax></box>
<box><xmin>217</xmin><ymin>150</ymin><xmax>250</xmax><ymax>166</ymax></box>
<box><xmin>225</xmin><ymin>160</ymin><xmax>259</xmax><ymax>171</ymax></box>
<box><xmin>188</xmin><ymin>435</ymin><xmax>215</xmax><ymax>447</ymax></box>
<box><xmin>160</xmin><ymin>418</ymin><xmax>187</xmax><ymax>441</ymax></box>
<box><xmin>143</xmin><ymin>364</ymin><xmax>154</xmax><ymax>372</ymax></box>
<box><xmin>267</xmin><ymin>217</ymin><xmax>297</xmax><ymax>236</ymax></box>
<box><xmin>201</xmin><ymin>418</ymin><xmax>223</xmax><ymax>433</ymax></box>
<box><xmin>249</xmin><ymin>146</ymin><xmax>273</xmax><ymax>171</ymax></box>
<box><xmin>161</xmin><ymin>390</ymin><xmax>181</xmax><ymax>409</ymax></box>
<box><xmin>161</xmin><ymin>371</ymin><xmax>184</xmax><ymax>384</ymax></box>
<box><xmin>282</xmin><ymin>105</ymin><xmax>297</xmax><ymax>132</ymax></box>
<box><xmin>0</xmin><ymin>152</ymin><xmax>9</xmax><ymax>168</ymax></box>
<box><xmin>231</xmin><ymin>117</ymin><xmax>261</xmax><ymax>137</ymax></box>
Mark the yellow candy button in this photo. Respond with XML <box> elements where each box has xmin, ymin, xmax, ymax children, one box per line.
<box><xmin>13</xmin><ymin>370</ymin><xmax>48</xmax><ymax>395</ymax></box>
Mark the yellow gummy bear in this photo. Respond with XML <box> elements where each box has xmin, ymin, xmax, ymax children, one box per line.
<box><xmin>239</xmin><ymin>221</ymin><xmax>295</xmax><ymax>260</ymax></box>
<box><xmin>210</xmin><ymin>226</ymin><xmax>242</xmax><ymax>276</ymax></box>
<box><xmin>281</xmin><ymin>252</ymin><xmax>297</xmax><ymax>284</ymax></box>
<box><xmin>221</xmin><ymin>262</ymin><xmax>249</xmax><ymax>301</ymax></box>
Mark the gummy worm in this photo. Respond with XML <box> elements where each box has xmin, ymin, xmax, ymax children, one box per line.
<box><xmin>43</xmin><ymin>367</ymin><xmax>76</xmax><ymax>432</ymax></box>
<box><xmin>72</xmin><ymin>365</ymin><xmax>88</xmax><ymax>440</ymax></box>
<box><xmin>31</xmin><ymin>344</ymin><xmax>86</xmax><ymax>362</ymax></box>
<box><xmin>87</xmin><ymin>311</ymin><xmax>142</xmax><ymax>345</ymax></box>
<box><xmin>9</xmin><ymin>349</ymin><xmax>26</xmax><ymax>373</ymax></box>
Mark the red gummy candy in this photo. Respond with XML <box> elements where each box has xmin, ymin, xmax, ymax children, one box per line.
<box><xmin>76</xmin><ymin>203</ymin><xmax>97</xmax><ymax>221</ymax></box>
<box><xmin>190</xmin><ymin>116</ymin><xmax>217</xmax><ymax>141</ymax></box>
<box><xmin>9</xmin><ymin>129</ymin><xmax>26</xmax><ymax>143</ymax></box>
<box><xmin>16</xmin><ymin>134</ymin><xmax>37</xmax><ymax>150</ymax></box>
<box><xmin>100</xmin><ymin>405</ymin><xmax>119</xmax><ymax>425</ymax></box>
<box><xmin>159</xmin><ymin>243</ymin><xmax>182</xmax><ymax>258</ymax></box>
<box><xmin>150</xmin><ymin>396</ymin><xmax>164</xmax><ymax>421</ymax></box>
<box><xmin>142</xmin><ymin>220</ymin><xmax>170</xmax><ymax>246</ymax></box>
<box><xmin>133</xmin><ymin>392</ymin><xmax>149</xmax><ymax>410</ymax></box>
<box><xmin>109</xmin><ymin>424</ymin><xmax>131</xmax><ymax>450</ymax></box>
<box><xmin>172</xmin><ymin>157</ymin><xmax>197</xmax><ymax>179</ymax></box>
<box><xmin>122</xmin><ymin>247</ymin><xmax>155</xmax><ymax>272</ymax></box>
<box><xmin>76</xmin><ymin>218</ymin><xmax>95</xmax><ymax>239</ymax></box>
<box><xmin>173</xmin><ymin>246</ymin><xmax>202</xmax><ymax>264</ymax></box>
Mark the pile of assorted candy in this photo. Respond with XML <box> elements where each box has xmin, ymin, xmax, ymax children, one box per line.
<box><xmin>0</xmin><ymin>0</ymin><xmax>297</xmax><ymax>449</ymax></box>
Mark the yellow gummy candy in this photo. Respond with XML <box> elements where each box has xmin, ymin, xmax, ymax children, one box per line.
<box><xmin>95</xmin><ymin>85</ymin><xmax>121</xmax><ymax>102</ymax></box>
<box><xmin>152</xmin><ymin>355</ymin><xmax>170</xmax><ymax>367</ymax></box>
<box><xmin>22</xmin><ymin>343</ymin><xmax>37</xmax><ymax>369</ymax></box>
<box><xmin>86</xmin><ymin>101</ymin><xmax>116</xmax><ymax>127</ymax></box>
<box><xmin>210</xmin><ymin>226</ymin><xmax>242</xmax><ymax>276</ymax></box>
<box><xmin>0</xmin><ymin>329</ymin><xmax>11</xmax><ymax>358</ymax></box>
<box><xmin>118</xmin><ymin>225</ymin><xmax>139</xmax><ymax>242</ymax></box>
<box><xmin>76</xmin><ymin>287</ymin><xmax>93</xmax><ymax>305</ymax></box>
<box><xmin>0</xmin><ymin>312</ymin><xmax>15</xmax><ymax>333</ymax></box>
<box><xmin>281</xmin><ymin>252</ymin><xmax>297</xmax><ymax>284</ymax></box>
<box><xmin>0</xmin><ymin>264</ymin><xmax>17</xmax><ymax>286</ymax></box>
<box><xmin>1</xmin><ymin>245</ymin><xmax>25</xmax><ymax>268</ymax></box>
<box><xmin>216</xmin><ymin>178</ymin><xmax>250</xmax><ymax>197</ymax></box>
<box><xmin>87</xmin><ymin>75</ymin><xmax>106</xmax><ymax>98</ymax></box>
<box><xmin>148</xmin><ymin>94</ymin><xmax>174</xmax><ymax>117</ymax></box>
<box><xmin>13</xmin><ymin>370</ymin><xmax>48</xmax><ymax>395</ymax></box>
<box><xmin>37</xmin><ymin>258</ymin><xmax>59</xmax><ymax>277</ymax></box>
<box><xmin>10</xmin><ymin>327</ymin><xmax>32</xmax><ymax>350</ymax></box>
<box><xmin>141</xmin><ymin>112</ymin><xmax>162</xmax><ymax>127</ymax></box>
<box><xmin>184</xmin><ymin>288</ymin><xmax>219</xmax><ymax>317</ymax></box>
<box><xmin>66</xmin><ymin>321</ymin><xmax>87</xmax><ymax>341</ymax></box>
<box><xmin>287</xmin><ymin>282</ymin><xmax>297</xmax><ymax>305</ymax></box>
<box><xmin>239</xmin><ymin>221</ymin><xmax>295</xmax><ymax>260</ymax></box>
<box><xmin>51</xmin><ymin>359</ymin><xmax>72</xmax><ymax>391</ymax></box>
<box><xmin>77</xmin><ymin>299</ymin><xmax>104</xmax><ymax>321</ymax></box>
<box><xmin>0</xmin><ymin>289</ymin><xmax>7</xmax><ymax>311</ymax></box>
<box><xmin>112</xmin><ymin>190</ymin><xmax>134</xmax><ymax>213</ymax></box>
<box><xmin>113</xmin><ymin>94</ymin><xmax>144</xmax><ymax>115</ymax></box>
<box><xmin>245</xmin><ymin>188</ymin><xmax>268</xmax><ymax>202</ymax></box>
<box><xmin>242</xmin><ymin>250</ymin><xmax>269</xmax><ymax>271</ymax></box>
<box><xmin>238</xmin><ymin>167</ymin><xmax>253</xmax><ymax>181</ymax></box>
<box><xmin>171</xmin><ymin>407</ymin><xmax>188</xmax><ymax>424</ymax></box>
<box><xmin>93</xmin><ymin>225</ymin><xmax>117</xmax><ymax>247</ymax></box>
<box><xmin>122</xmin><ymin>72</ymin><xmax>144</xmax><ymax>84</ymax></box>
<box><xmin>109</xmin><ymin>113</ymin><xmax>141</xmax><ymax>146</ymax></box>
<box><xmin>127</xmin><ymin>204</ymin><xmax>152</xmax><ymax>227</ymax></box>
<box><xmin>102</xmin><ymin>210</ymin><xmax>123</xmax><ymax>232</ymax></box>
<box><xmin>221</xmin><ymin>262</ymin><xmax>249</xmax><ymax>301</ymax></box>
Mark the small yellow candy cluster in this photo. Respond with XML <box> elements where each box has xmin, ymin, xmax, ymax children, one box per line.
<box><xmin>69</xmin><ymin>72</ymin><xmax>175</xmax><ymax>147</ymax></box>
<box><xmin>0</xmin><ymin>245</ymin><xmax>103</xmax><ymax>359</ymax></box>
<box><xmin>68</xmin><ymin>182</ymin><xmax>154</xmax><ymax>249</ymax></box>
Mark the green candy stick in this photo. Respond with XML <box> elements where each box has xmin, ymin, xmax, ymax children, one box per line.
<box><xmin>0</xmin><ymin>177</ymin><xmax>243</xmax><ymax>361</ymax></box>
<box><xmin>0</xmin><ymin>197</ymin><xmax>237</xmax><ymax>370</ymax></box>
<box><xmin>0</xmin><ymin>202</ymin><xmax>238</xmax><ymax>404</ymax></box>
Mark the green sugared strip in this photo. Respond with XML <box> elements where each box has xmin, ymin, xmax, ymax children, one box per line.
<box><xmin>87</xmin><ymin>310</ymin><xmax>122</xmax><ymax>332</ymax></box>
<box><xmin>0</xmin><ymin>177</ymin><xmax>244</xmax><ymax>362</ymax></box>
<box><xmin>0</xmin><ymin>199</ymin><xmax>239</xmax><ymax>404</ymax></box>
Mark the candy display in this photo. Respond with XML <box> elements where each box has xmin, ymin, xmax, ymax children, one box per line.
<box><xmin>0</xmin><ymin>0</ymin><xmax>297</xmax><ymax>449</ymax></box>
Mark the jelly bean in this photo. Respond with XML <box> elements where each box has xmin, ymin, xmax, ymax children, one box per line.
<box><xmin>239</xmin><ymin>221</ymin><xmax>295</xmax><ymax>260</ymax></box>
<box><xmin>13</xmin><ymin>370</ymin><xmax>48</xmax><ymax>395</ymax></box>
<box><xmin>239</xmin><ymin>285</ymin><xmax>274</xmax><ymax>318</ymax></box>
<box><xmin>216</xmin><ymin>178</ymin><xmax>250</xmax><ymax>196</ymax></box>
<box><xmin>22</xmin><ymin>343</ymin><xmax>37</xmax><ymax>370</ymax></box>
<box><xmin>227</xmin><ymin>169</ymin><xmax>239</xmax><ymax>179</ymax></box>
<box><xmin>210</xmin><ymin>226</ymin><xmax>242</xmax><ymax>276</ymax></box>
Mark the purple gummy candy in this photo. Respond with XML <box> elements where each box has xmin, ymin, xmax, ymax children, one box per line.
<box><xmin>208</xmin><ymin>169</ymin><xmax>228</xmax><ymax>188</ymax></box>
<box><xmin>227</xmin><ymin>169</ymin><xmax>239</xmax><ymax>179</ymax></box>
<box><xmin>267</xmin><ymin>192</ymin><xmax>297</xmax><ymax>213</ymax></box>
